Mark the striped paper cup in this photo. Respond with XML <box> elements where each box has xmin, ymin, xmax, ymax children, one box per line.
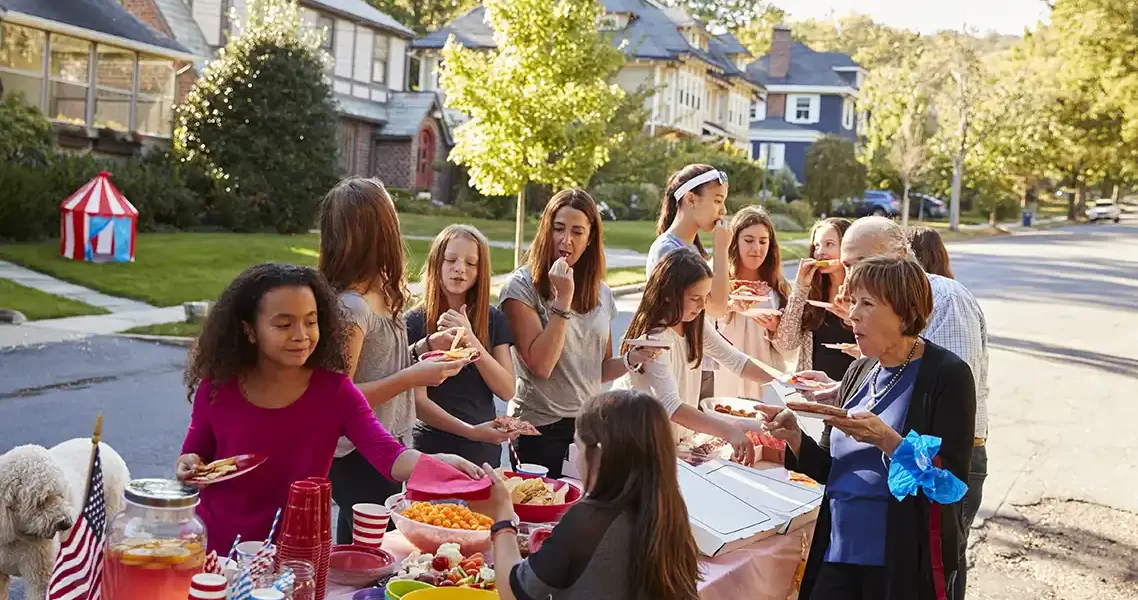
<box><xmin>187</xmin><ymin>572</ymin><xmax>227</xmax><ymax>599</ymax></box>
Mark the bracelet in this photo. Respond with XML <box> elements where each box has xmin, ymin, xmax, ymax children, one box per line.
<box><xmin>548</xmin><ymin>305</ymin><xmax>572</xmax><ymax>320</ymax></box>
<box><xmin>623</xmin><ymin>350</ymin><xmax>644</xmax><ymax>374</ymax></box>
<box><xmin>490</xmin><ymin>520</ymin><xmax>518</xmax><ymax>540</ymax></box>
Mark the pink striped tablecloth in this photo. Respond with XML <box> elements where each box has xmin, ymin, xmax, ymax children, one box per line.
<box><xmin>328</xmin><ymin>518</ymin><xmax>816</xmax><ymax>600</ymax></box>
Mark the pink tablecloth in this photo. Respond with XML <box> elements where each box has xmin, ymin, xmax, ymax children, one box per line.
<box><xmin>327</xmin><ymin>518</ymin><xmax>815</xmax><ymax>600</ymax></box>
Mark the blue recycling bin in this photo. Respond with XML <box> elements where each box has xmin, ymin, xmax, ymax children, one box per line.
<box><xmin>1022</xmin><ymin>210</ymin><xmax>1034</xmax><ymax>227</ymax></box>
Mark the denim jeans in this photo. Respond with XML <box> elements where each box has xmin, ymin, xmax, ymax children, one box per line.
<box><xmin>953</xmin><ymin>444</ymin><xmax>988</xmax><ymax>600</ymax></box>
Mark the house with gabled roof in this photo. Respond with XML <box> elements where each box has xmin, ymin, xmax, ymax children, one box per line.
<box><xmin>412</xmin><ymin>0</ymin><xmax>765</xmax><ymax>155</ymax></box>
<box><xmin>0</xmin><ymin>0</ymin><xmax>194</xmax><ymax>155</ymax></box>
<box><xmin>747</xmin><ymin>25</ymin><xmax>865</xmax><ymax>183</ymax></box>
<box><xmin>117</xmin><ymin>0</ymin><xmax>456</xmax><ymax>201</ymax></box>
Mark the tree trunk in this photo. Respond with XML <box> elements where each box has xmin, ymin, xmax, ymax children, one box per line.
<box><xmin>901</xmin><ymin>183</ymin><xmax>911</xmax><ymax>228</ymax></box>
<box><xmin>949</xmin><ymin>154</ymin><xmax>964</xmax><ymax>232</ymax></box>
<box><xmin>1075</xmin><ymin>181</ymin><xmax>1088</xmax><ymax>220</ymax></box>
<box><xmin>989</xmin><ymin>207</ymin><xmax>997</xmax><ymax>227</ymax></box>
<box><xmin>514</xmin><ymin>185</ymin><xmax>526</xmax><ymax>269</ymax></box>
<box><xmin>1067</xmin><ymin>168</ymin><xmax>1081</xmax><ymax>220</ymax></box>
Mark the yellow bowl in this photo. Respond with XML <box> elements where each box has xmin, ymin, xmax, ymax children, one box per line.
<box><xmin>401</xmin><ymin>588</ymin><xmax>498</xmax><ymax>599</ymax></box>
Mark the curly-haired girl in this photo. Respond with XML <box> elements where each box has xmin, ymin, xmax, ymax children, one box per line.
<box><xmin>176</xmin><ymin>263</ymin><xmax>480</xmax><ymax>553</ymax></box>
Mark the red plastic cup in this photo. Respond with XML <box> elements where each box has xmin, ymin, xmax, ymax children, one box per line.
<box><xmin>304</xmin><ymin>477</ymin><xmax>333</xmax><ymax>537</ymax></box>
<box><xmin>188</xmin><ymin>572</ymin><xmax>227</xmax><ymax>599</ymax></box>
<box><xmin>352</xmin><ymin>504</ymin><xmax>389</xmax><ymax>549</ymax></box>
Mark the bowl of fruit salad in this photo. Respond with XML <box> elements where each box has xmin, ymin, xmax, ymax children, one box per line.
<box><xmin>390</xmin><ymin>543</ymin><xmax>496</xmax><ymax>592</ymax></box>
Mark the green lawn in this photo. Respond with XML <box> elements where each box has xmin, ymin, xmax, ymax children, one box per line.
<box><xmin>0</xmin><ymin>233</ymin><xmax>516</xmax><ymax>307</ymax></box>
<box><xmin>123</xmin><ymin>321</ymin><xmax>202</xmax><ymax>337</ymax></box>
<box><xmin>0</xmin><ymin>278</ymin><xmax>108</xmax><ymax>320</ymax></box>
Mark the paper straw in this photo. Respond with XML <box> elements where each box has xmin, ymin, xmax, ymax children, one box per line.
<box><xmin>227</xmin><ymin>535</ymin><xmax>242</xmax><ymax>564</ymax></box>
<box><xmin>203</xmin><ymin>550</ymin><xmax>220</xmax><ymax>575</ymax></box>
<box><xmin>272</xmin><ymin>568</ymin><xmax>295</xmax><ymax>593</ymax></box>
<box><xmin>508</xmin><ymin>439</ymin><xmax>521</xmax><ymax>469</ymax></box>
<box><xmin>263</xmin><ymin>507</ymin><xmax>282</xmax><ymax>550</ymax></box>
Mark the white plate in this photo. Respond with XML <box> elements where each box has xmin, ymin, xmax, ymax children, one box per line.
<box><xmin>822</xmin><ymin>343</ymin><xmax>857</xmax><ymax>351</ymax></box>
<box><xmin>779</xmin><ymin>376</ymin><xmax>834</xmax><ymax>392</ymax></box>
<box><xmin>699</xmin><ymin>397</ymin><xmax>768</xmax><ymax>425</ymax></box>
<box><xmin>792</xmin><ymin>410</ymin><xmax>841</xmax><ymax>420</ymax></box>
<box><xmin>623</xmin><ymin>338</ymin><xmax>671</xmax><ymax>349</ymax></box>
<box><xmin>729</xmin><ymin>293</ymin><xmax>770</xmax><ymax>302</ymax></box>
<box><xmin>738</xmin><ymin>307</ymin><xmax>781</xmax><ymax>318</ymax></box>
<box><xmin>806</xmin><ymin>300</ymin><xmax>833</xmax><ymax>308</ymax></box>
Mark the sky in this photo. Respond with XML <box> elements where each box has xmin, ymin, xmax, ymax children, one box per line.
<box><xmin>782</xmin><ymin>0</ymin><xmax>1051</xmax><ymax>35</ymax></box>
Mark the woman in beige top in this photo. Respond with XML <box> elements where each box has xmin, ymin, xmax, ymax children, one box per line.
<box><xmin>714</xmin><ymin>207</ymin><xmax>794</xmax><ymax>404</ymax></box>
<box><xmin>613</xmin><ymin>247</ymin><xmax>776</xmax><ymax>464</ymax></box>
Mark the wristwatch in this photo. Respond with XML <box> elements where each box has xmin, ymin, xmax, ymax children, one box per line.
<box><xmin>491</xmin><ymin>520</ymin><xmax>518</xmax><ymax>539</ymax></box>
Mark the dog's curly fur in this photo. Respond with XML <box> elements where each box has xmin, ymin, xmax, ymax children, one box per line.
<box><xmin>0</xmin><ymin>441</ymin><xmax>129</xmax><ymax>600</ymax></box>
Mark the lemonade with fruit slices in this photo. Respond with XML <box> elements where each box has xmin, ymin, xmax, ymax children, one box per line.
<box><xmin>103</xmin><ymin>537</ymin><xmax>205</xmax><ymax>599</ymax></box>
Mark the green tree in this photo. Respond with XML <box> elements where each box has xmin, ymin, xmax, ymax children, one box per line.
<box><xmin>733</xmin><ymin>4</ymin><xmax>786</xmax><ymax>56</ymax></box>
<box><xmin>175</xmin><ymin>0</ymin><xmax>340</xmax><ymax>233</ymax></box>
<box><xmin>802</xmin><ymin>136</ymin><xmax>866</xmax><ymax>215</ymax></box>
<box><xmin>860</xmin><ymin>59</ymin><xmax>935</xmax><ymax>225</ymax></box>
<box><xmin>660</xmin><ymin>0</ymin><xmax>779</xmax><ymax>33</ymax></box>
<box><xmin>440</xmin><ymin>0</ymin><xmax>627</xmax><ymax>266</ymax></box>
<box><xmin>792</xmin><ymin>14</ymin><xmax>922</xmax><ymax>71</ymax></box>
<box><xmin>367</xmin><ymin>0</ymin><xmax>478</xmax><ymax>36</ymax></box>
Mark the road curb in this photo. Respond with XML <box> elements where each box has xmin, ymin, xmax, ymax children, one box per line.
<box><xmin>116</xmin><ymin>333</ymin><xmax>195</xmax><ymax>348</ymax></box>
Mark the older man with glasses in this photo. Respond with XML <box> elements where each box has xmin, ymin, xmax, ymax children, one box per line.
<box><xmin>803</xmin><ymin>216</ymin><xmax>989</xmax><ymax>600</ymax></box>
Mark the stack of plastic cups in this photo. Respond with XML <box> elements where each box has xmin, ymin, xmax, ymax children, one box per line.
<box><xmin>276</xmin><ymin>481</ymin><xmax>322</xmax><ymax>598</ymax></box>
<box><xmin>187</xmin><ymin>573</ymin><xmax>228</xmax><ymax>600</ymax></box>
<box><xmin>304</xmin><ymin>476</ymin><xmax>332</xmax><ymax>600</ymax></box>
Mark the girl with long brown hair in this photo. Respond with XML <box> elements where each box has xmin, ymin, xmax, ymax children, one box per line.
<box><xmin>318</xmin><ymin>177</ymin><xmax>508</xmax><ymax>544</ymax></box>
<box><xmin>499</xmin><ymin>189</ymin><xmax>656</xmax><ymax>477</ymax></box>
<box><xmin>772</xmin><ymin>217</ymin><xmax>858</xmax><ymax>383</ymax></box>
<box><xmin>614</xmin><ymin>247</ymin><xmax>774</xmax><ymax>463</ymax></box>
<box><xmin>907</xmin><ymin>226</ymin><xmax>955</xmax><ymax>279</ymax></box>
<box><xmin>714</xmin><ymin>206</ymin><xmax>793</xmax><ymax>403</ymax></box>
<box><xmin>406</xmin><ymin>225</ymin><xmax>518</xmax><ymax>467</ymax></box>
<box><xmin>485</xmin><ymin>389</ymin><xmax>701</xmax><ymax>600</ymax></box>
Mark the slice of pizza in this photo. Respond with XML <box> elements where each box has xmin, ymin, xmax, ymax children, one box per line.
<box><xmin>785</xmin><ymin>400</ymin><xmax>849</xmax><ymax>418</ymax></box>
<box><xmin>492</xmin><ymin>415</ymin><xmax>541</xmax><ymax>436</ymax></box>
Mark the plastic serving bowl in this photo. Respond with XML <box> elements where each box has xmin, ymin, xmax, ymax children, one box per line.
<box><xmin>502</xmin><ymin>471</ymin><xmax>582</xmax><ymax>524</ymax></box>
<box><xmin>401</xmin><ymin>589</ymin><xmax>498</xmax><ymax>600</ymax></box>
<box><xmin>329</xmin><ymin>544</ymin><xmax>397</xmax><ymax>587</ymax></box>
<box><xmin>383</xmin><ymin>580</ymin><xmax>434</xmax><ymax>600</ymax></box>
<box><xmin>384</xmin><ymin>496</ymin><xmax>493</xmax><ymax>556</ymax></box>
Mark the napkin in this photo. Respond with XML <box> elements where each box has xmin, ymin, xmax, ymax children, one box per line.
<box><xmin>406</xmin><ymin>455</ymin><xmax>492</xmax><ymax>501</ymax></box>
<box><xmin>888</xmin><ymin>430</ymin><xmax>968</xmax><ymax>504</ymax></box>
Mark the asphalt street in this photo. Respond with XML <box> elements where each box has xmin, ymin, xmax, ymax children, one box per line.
<box><xmin>2</xmin><ymin>219</ymin><xmax>1136</xmax><ymax>599</ymax></box>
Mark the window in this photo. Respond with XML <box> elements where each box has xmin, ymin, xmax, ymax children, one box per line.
<box><xmin>372</xmin><ymin>34</ymin><xmax>387</xmax><ymax>85</ymax></box>
<box><xmin>794</xmin><ymin>96</ymin><xmax>811</xmax><ymax>121</ymax></box>
<box><xmin>136</xmin><ymin>54</ymin><xmax>175</xmax><ymax>136</ymax></box>
<box><xmin>0</xmin><ymin>24</ymin><xmax>46</xmax><ymax>108</ymax></box>
<box><xmin>758</xmin><ymin>143</ymin><xmax>785</xmax><ymax>170</ymax></box>
<box><xmin>48</xmin><ymin>34</ymin><xmax>91</xmax><ymax>124</ymax></box>
<box><xmin>786</xmin><ymin>94</ymin><xmax>819</xmax><ymax>124</ymax></box>
<box><xmin>94</xmin><ymin>45</ymin><xmax>135</xmax><ymax>131</ymax></box>
<box><xmin>842</xmin><ymin>97</ymin><xmax>855</xmax><ymax>130</ymax></box>
<box><xmin>751</xmin><ymin>99</ymin><xmax>765</xmax><ymax>121</ymax></box>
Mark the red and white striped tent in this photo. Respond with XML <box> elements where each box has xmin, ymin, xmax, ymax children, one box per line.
<box><xmin>60</xmin><ymin>172</ymin><xmax>139</xmax><ymax>262</ymax></box>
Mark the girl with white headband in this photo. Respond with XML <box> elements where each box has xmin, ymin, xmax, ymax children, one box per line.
<box><xmin>647</xmin><ymin>164</ymin><xmax>732</xmax><ymax>319</ymax></box>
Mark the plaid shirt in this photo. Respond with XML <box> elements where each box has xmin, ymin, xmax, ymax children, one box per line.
<box><xmin>924</xmin><ymin>274</ymin><xmax>990</xmax><ymax>439</ymax></box>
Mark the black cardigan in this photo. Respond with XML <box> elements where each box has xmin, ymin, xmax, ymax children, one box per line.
<box><xmin>786</xmin><ymin>339</ymin><xmax>976</xmax><ymax>600</ymax></box>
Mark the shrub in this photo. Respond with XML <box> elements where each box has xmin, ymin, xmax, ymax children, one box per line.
<box><xmin>590</xmin><ymin>182</ymin><xmax>660</xmax><ymax>220</ymax></box>
<box><xmin>802</xmin><ymin>136</ymin><xmax>866</xmax><ymax>216</ymax></box>
<box><xmin>0</xmin><ymin>93</ymin><xmax>54</xmax><ymax>163</ymax></box>
<box><xmin>175</xmin><ymin>0</ymin><xmax>340</xmax><ymax>233</ymax></box>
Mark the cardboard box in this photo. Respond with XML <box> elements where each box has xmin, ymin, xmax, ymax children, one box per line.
<box><xmin>678</xmin><ymin>458</ymin><xmax>824</xmax><ymax>557</ymax></box>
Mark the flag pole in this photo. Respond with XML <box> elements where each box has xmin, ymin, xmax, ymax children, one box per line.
<box><xmin>83</xmin><ymin>412</ymin><xmax>103</xmax><ymax>501</ymax></box>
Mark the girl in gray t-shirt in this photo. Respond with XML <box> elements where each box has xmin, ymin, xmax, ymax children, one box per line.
<box><xmin>499</xmin><ymin>189</ymin><xmax>656</xmax><ymax>478</ymax></box>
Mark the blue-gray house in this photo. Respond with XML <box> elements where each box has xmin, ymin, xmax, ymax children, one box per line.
<box><xmin>747</xmin><ymin>25</ymin><xmax>864</xmax><ymax>183</ymax></box>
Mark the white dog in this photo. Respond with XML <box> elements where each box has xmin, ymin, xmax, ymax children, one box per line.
<box><xmin>0</xmin><ymin>440</ymin><xmax>130</xmax><ymax>600</ymax></box>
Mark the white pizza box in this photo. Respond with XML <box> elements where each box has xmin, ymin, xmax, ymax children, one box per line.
<box><xmin>678</xmin><ymin>458</ymin><xmax>825</xmax><ymax>557</ymax></box>
<box><xmin>764</xmin><ymin>381</ymin><xmax>827</xmax><ymax>442</ymax></box>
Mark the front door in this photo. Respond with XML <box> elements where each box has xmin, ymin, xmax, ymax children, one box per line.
<box><xmin>416</xmin><ymin>127</ymin><xmax>435</xmax><ymax>190</ymax></box>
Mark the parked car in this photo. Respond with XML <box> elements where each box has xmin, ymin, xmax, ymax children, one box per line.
<box><xmin>1086</xmin><ymin>199</ymin><xmax>1121</xmax><ymax>223</ymax></box>
<box><xmin>908</xmin><ymin>193</ymin><xmax>948</xmax><ymax>220</ymax></box>
<box><xmin>834</xmin><ymin>190</ymin><xmax>901</xmax><ymax>218</ymax></box>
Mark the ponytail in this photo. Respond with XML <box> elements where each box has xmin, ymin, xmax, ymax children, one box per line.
<box><xmin>658</xmin><ymin>164</ymin><xmax>717</xmax><ymax>259</ymax></box>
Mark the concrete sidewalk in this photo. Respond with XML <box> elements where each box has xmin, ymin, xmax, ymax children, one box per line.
<box><xmin>0</xmin><ymin>260</ymin><xmax>153</xmax><ymax>312</ymax></box>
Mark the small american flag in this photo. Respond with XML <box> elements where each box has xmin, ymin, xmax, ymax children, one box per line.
<box><xmin>47</xmin><ymin>446</ymin><xmax>106</xmax><ymax>600</ymax></box>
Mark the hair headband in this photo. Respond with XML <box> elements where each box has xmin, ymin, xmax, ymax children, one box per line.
<box><xmin>673</xmin><ymin>169</ymin><xmax>728</xmax><ymax>201</ymax></box>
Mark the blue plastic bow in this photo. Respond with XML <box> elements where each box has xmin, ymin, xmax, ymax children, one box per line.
<box><xmin>888</xmin><ymin>430</ymin><xmax>968</xmax><ymax>503</ymax></box>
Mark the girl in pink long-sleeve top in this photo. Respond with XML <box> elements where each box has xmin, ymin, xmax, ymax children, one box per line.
<box><xmin>175</xmin><ymin>263</ymin><xmax>482</xmax><ymax>553</ymax></box>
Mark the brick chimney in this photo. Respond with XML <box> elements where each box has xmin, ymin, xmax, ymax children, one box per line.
<box><xmin>769</xmin><ymin>25</ymin><xmax>791</xmax><ymax>79</ymax></box>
